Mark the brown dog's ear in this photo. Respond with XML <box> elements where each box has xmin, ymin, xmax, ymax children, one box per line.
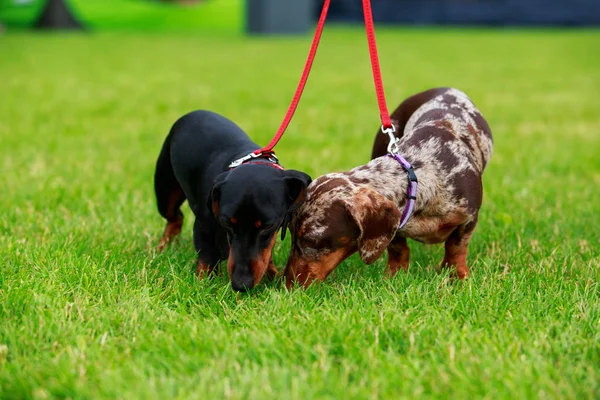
<box><xmin>343</xmin><ymin>188</ymin><xmax>401</xmax><ymax>264</ymax></box>
<box><xmin>281</xmin><ymin>170</ymin><xmax>312</xmax><ymax>240</ymax></box>
<box><xmin>206</xmin><ymin>171</ymin><xmax>230</xmax><ymax>216</ymax></box>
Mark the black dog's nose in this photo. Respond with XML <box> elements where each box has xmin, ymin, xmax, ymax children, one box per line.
<box><xmin>231</xmin><ymin>274</ymin><xmax>254</xmax><ymax>292</ymax></box>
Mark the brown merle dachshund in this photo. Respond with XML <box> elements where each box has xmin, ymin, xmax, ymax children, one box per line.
<box><xmin>284</xmin><ymin>87</ymin><xmax>493</xmax><ymax>288</ymax></box>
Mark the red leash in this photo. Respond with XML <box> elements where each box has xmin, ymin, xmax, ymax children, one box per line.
<box><xmin>361</xmin><ymin>0</ymin><xmax>393</xmax><ymax>130</ymax></box>
<box><xmin>231</xmin><ymin>0</ymin><xmax>392</xmax><ymax>167</ymax></box>
<box><xmin>253</xmin><ymin>0</ymin><xmax>331</xmax><ymax>156</ymax></box>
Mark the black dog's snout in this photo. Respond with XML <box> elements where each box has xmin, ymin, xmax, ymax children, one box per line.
<box><xmin>231</xmin><ymin>271</ymin><xmax>254</xmax><ymax>292</ymax></box>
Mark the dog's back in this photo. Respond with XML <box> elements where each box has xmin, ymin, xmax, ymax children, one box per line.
<box><xmin>401</xmin><ymin>88</ymin><xmax>493</xmax><ymax>174</ymax></box>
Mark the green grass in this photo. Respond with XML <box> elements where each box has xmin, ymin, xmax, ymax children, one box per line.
<box><xmin>1</xmin><ymin>28</ymin><xmax>599</xmax><ymax>399</ymax></box>
<box><xmin>0</xmin><ymin>0</ymin><xmax>242</xmax><ymax>32</ymax></box>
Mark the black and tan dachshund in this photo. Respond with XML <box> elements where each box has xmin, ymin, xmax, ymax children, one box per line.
<box><xmin>154</xmin><ymin>110</ymin><xmax>311</xmax><ymax>291</ymax></box>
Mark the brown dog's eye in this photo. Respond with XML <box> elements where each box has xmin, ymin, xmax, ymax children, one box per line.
<box><xmin>299</xmin><ymin>236</ymin><xmax>318</xmax><ymax>249</ymax></box>
<box><xmin>337</xmin><ymin>236</ymin><xmax>351</xmax><ymax>245</ymax></box>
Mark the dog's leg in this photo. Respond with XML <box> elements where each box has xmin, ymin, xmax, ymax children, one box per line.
<box><xmin>196</xmin><ymin>249</ymin><xmax>220</xmax><ymax>278</ymax></box>
<box><xmin>441</xmin><ymin>219</ymin><xmax>477</xmax><ymax>279</ymax></box>
<box><xmin>265</xmin><ymin>258</ymin><xmax>278</xmax><ymax>281</ymax></box>
<box><xmin>193</xmin><ymin>218</ymin><xmax>225</xmax><ymax>278</ymax></box>
<box><xmin>196</xmin><ymin>258</ymin><xmax>216</xmax><ymax>278</ymax></box>
<box><xmin>155</xmin><ymin>140</ymin><xmax>186</xmax><ymax>251</ymax></box>
<box><xmin>157</xmin><ymin>192</ymin><xmax>185</xmax><ymax>252</ymax></box>
<box><xmin>387</xmin><ymin>236</ymin><xmax>410</xmax><ymax>276</ymax></box>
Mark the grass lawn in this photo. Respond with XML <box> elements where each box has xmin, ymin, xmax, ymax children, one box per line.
<box><xmin>0</xmin><ymin>28</ymin><xmax>599</xmax><ymax>398</ymax></box>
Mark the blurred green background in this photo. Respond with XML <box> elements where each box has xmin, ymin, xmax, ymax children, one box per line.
<box><xmin>0</xmin><ymin>0</ymin><xmax>242</xmax><ymax>32</ymax></box>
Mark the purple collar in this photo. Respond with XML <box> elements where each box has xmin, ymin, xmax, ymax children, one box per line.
<box><xmin>386</xmin><ymin>153</ymin><xmax>418</xmax><ymax>229</ymax></box>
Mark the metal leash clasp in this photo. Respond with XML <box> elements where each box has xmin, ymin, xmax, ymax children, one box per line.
<box><xmin>228</xmin><ymin>151</ymin><xmax>261</xmax><ymax>169</ymax></box>
<box><xmin>382</xmin><ymin>124</ymin><xmax>399</xmax><ymax>154</ymax></box>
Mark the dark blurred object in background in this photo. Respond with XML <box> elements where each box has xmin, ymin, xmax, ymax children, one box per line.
<box><xmin>34</xmin><ymin>0</ymin><xmax>83</xmax><ymax>30</ymax></box>
<box><xmin>315</xmin><ymin>0</ymin><xmax>600</xmax><ymax>27</ymax></box>
<box><xmin>158</xmin><ymin>0</ymin><xmax>202</xmax><ymax>4</ymax></box>
<box><xmin>247</xmin><ymin>0</ymin><xmax>313</xmax><ymax>34</ymax></box>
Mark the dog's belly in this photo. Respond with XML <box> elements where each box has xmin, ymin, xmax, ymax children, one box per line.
<box><xmin>399</xmin><ymin>212</ymin><xmax>469</xmax><ymax>244</ymax></box>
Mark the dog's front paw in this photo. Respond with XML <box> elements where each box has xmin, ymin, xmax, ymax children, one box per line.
<box><xmin>196</xmin><ymin>260</ymin><xmax>214</xmax><ymax>279</ymax></box>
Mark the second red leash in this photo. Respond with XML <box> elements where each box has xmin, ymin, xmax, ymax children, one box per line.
<box><xmin>236</xmin><ymin>0</ymin><xmax>393</xmax><ymax>165</ymax></box>
<box><xmin>361</xmin><ymin>0</ymin><xmax>393</xmax><ymax>131</ymax></box>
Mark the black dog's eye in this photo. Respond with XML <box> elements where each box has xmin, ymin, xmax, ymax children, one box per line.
<box><xmin>257</xmin><ymin>224</ymin><xmax>277</xmax><ymax>238</ymax></box>
<box><xmin>259</xmin><ymin>218</ymin><xmax>282</xmax><ymax>231</ymax></box>
<box><xmin>220</xmin><ymin>217</ymin><xmax>235</xmax><ymax>231</ymax></box>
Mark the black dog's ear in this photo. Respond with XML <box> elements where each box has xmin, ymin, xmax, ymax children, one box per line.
<box><xmin>281</xmin><ymin>170</ymin><xmax>312</xmax><ymax>240</ymax></box>
<box><xmin>206</xmin><ymin>171</ymin><xmax>230</xmax><ymax>217</ymax></box>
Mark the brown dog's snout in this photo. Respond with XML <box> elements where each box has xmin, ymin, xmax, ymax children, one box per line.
<box><xmin>285</xmin><ymin>245</ymin><xmax>356</xmax><ymax>289</ymax></box>
<box><xmin>284</xmin><ymin>252</ymin><xmax>312</xmax><ymax>289</ymax></box>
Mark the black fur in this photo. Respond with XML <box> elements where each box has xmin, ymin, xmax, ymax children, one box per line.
<box><xmin>154</xmin><ymin>110</ymin><xmax>311</xmax><ymax>291</ymax></box>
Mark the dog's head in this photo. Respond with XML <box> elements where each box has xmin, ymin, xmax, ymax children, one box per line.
<box><xmin>208</xmin><ymin>164</ymin><xmax>311</xmax><ymax>291</ymax></box>
<box><xmin>284</xmin><ymin>174</ymin><xmax>400</xmax><ymax>288</ymax></box>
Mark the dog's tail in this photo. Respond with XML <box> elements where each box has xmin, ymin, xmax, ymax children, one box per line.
<box><xmin>154</xmin><ymin>129</ymin><xmax>186</xmax><ymax>223</ymax></box>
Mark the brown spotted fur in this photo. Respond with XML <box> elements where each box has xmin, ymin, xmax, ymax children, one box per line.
<box><xmin>285</xmin><ymin>88</ymin><xmax>493</xmax><ymax>288</ymax></box>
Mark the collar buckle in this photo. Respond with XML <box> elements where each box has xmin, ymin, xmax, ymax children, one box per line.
<box><xmin>228</xmin><ymin>151</ymin><xmax>281</xmax><ymax>169</ymax></box>
<box><xmin>228</xmin><ymin>152</ymin><xmax>261</xmax><ymax>169</ymax></box>
<box><xmin>406</xmin><ymin>167</ymin><xmax>418</xmax><ymax>183</ymax></box>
